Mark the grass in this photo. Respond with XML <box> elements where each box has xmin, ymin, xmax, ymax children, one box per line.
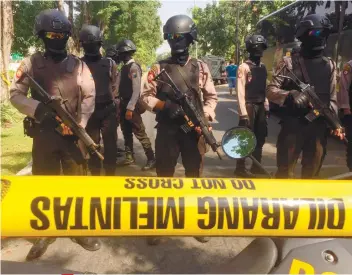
<box><xmin>1</xmin><ymin>104</ymin><xmax>32</xmax><ymax>175</ymax></box>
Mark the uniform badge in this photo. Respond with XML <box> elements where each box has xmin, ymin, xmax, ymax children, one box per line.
<box><xmin>15</xmin><ymin>62</ymin><xmax>25</xmax><ymax>80</ymax></box>
<box><xmin>147</xmin><ymin>65</ymin><xmax>158</xmax><ymax>83</ymax></box>
<box><xmin>129</xmin><ymin>68</ymin><xmax>138</xmax><ymax>79</ymax></box>
<box><xmin>285</xmin><ymin>51</ymin><xmax>291</xmax><ymax>57</ymax></box>
<box><xmin>247</xmin><ymin>71</ymin><xmax>252</xmax><ymax>82</ymax></box>
<box><xmin>343</xmin><ymin>64</ymin><xmax>351</xmax><ymax>75</ymax></box>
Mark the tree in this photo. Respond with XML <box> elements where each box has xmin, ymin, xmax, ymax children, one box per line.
<box><xmin>192</xmin><ymin>0</ymin><xmax>293</xmax><ymax>61</ymax></box>
<box><xmin>1</xmin><ymin>1</ymin><xmax>14</xmax><ymax>102</ymax></box>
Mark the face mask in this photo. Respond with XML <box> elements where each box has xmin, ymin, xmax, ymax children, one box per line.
<box><xmin>43</xmin><ymin>36</ymin><xmax>68</xmax><ymax>54</ymax></box>
<box><xmin>167</xmin><ymin>34</ymin><xmax>190</xmax><ymax>54</ymax></box>
<box><xmin>119</xmin><ymin>53</ymin><xmax>131</xmax><ymax>63</ymax></box>
<box><xmin>82</xmin><ymin>42</ymin><xmax>101</xmax><ymax>56</ymax></box>
<box><xmin>248</xmin><ymin>44</ymin><xmax>265</xmax><ymax>58</ymax></box>
<box><xmin>299</xmin><ymin>29</ymin><xmax>327</xmax><ymax>57</ymax></box>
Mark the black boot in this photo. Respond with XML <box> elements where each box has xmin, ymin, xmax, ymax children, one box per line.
<box><xmin>116</xmin><ymin>151</ymin><xmax>135</xmax><ymax>166</ymax></box>
<box><xmin>26</xmin><ymin>238</ymin><xmax>56</xmax><ymax>261</ymax></box>
<box><xmin>142</xmin><ymin>159</ymin><xmax>156</xmax><ymax>171</ymax></box>
<box><xmin>194</xmin><ymin>237</ymin><xmax>210</xmax><ymax>243</ymax></box>
<box><xmin>116</xmin><ymin>147</ymin><xmax>125</xmax><ymax>158</ymax></box>
<box><xmin>71</xmin><ymin>237</ymin><xmax>101</xmax><ymax>251</ymax></box>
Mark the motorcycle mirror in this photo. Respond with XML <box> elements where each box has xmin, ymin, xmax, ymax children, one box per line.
<box><xmin>221</xmin><ymin>127</ymin><xmax>257</xmax><ymax>160</ymax></box>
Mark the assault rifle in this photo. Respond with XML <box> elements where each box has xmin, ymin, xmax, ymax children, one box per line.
<box><xmin>23</xmin><ymin>72</ymin><xmax>104</xmax><ymax>160</ymax></box>
<box><xmin>153</xmin><ymin>69</ymin><xmax>222</xmax><ymax>159</ymax></box>
<box><xmin>274</xmin><ymin>71</ymin><xmax>348</xmax><ymax>146</ymax></box>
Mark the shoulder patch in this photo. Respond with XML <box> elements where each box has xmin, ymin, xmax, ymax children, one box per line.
<box><xmin>15</xmin><ymin>61</ymin><xmax>26</xmax><ymax>80</ymax></box>
<box><xmin>147</xmin><ymin>64</ymin><xmax>158</xmax><ymax>83</ymax></box>
<box><xmin>343</xmin><ymin>63</ymin><xmax>351</xmax><ymax>75</ymax></box>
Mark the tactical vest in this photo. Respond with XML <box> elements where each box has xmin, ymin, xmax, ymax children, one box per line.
<box><xmin>156</xmin><ymin>58</ymin><xmax>204</xmax><ymax>124</ymax></box>
<box><xmin>119</xmin><ymin>62</ymin><xmax>141</xmax><ymax>101</ymax></box>
<box><xmin>30</xmin><ymin>52</ymin><xmax>83</xmax><ymax>122</ymax></box>
<box><xmin>290</xmin><ymin>53</ymin><xmax>333</xmax><ymax>107</ymax></box>
<box><xmin>81</xmin><ymin>56</ymin><xmax>113</xmax><ymax>105</ymax></box>
<box><xmin>244</xmin><ymin>61</ymin><xmax>267</xmax><ymax>103</ymax></box>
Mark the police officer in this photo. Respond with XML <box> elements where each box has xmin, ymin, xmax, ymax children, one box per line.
<box><xmin>267</xmin><ymin>14</ymin><xmax>344</xmax><ymax>178</ymax></box>
<box><xmin>116</xmin><ymin>39</ymin><xmax>156</xmax><ymax>170</ymax></box>
<box><xmin>9</xmin><ymin>9</ymin><xmax>101</xmax><ymax>261</ymax></box>
<box><xmin>235</xmin><ymin>34</ymin><xmax>269</xmax><ymax>177</ymax></box>
<box><xmin>79</xmin><ymin>25</ymin><xmax>118</xmax><ymax>175</ymax></box>
<box><xmin>338</xmin><ymin>61</ymin><xmax>352</xmax><ymax>172</ymax></box>
<box><xmin>141</xmin><ymin>14</ymin><xmax>218</xmax><ymax>245</ymax></box>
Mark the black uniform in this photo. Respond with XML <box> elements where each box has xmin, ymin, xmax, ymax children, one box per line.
<box><xmin>79</xmin><ymin>25</ymin><xmax>118</xmax><ymax>176</ymax></box>
<box><xmin>81</xmin><ymin>56</ymin><xmax>118</xmax><ymax>175</ymax></box>
<box><xmin>116</xmin><ymin>39</ymin><xmax>155</xmax><ymax>171</ymax></box>
<box><xmin>235</xmin><ymin>35</ymin><xmax>269</xmax><ymax>177</ymax></box>
<box><xmin>267</xmin><ymin>14</ymin><xmax>337</xmax><ymax>179</ymax></box>
<box><xmin>141</xmin><ymin>14</ymin><xmax>218</xmax><ymax>245</ymax></box>
<box><xmin>9</xmin><ymin>9</ymin><xmax>101</xmax><ymax>261</ymax></box>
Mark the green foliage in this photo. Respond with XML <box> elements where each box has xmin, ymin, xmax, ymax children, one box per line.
<box><xmin>1</xmin><ymin>102</ymin><xmax>23</xmax><ymax>125</ymax></box>
<box><xmin>192</xmin><ymin>0</ymin><xmax>293</xmax><ymax>61</ymax></box>
<box><xmin>12</xmin><ymin>1</ymin><xmax>57</xmax><ymax>56</ymax></box>
<box><xmin>11</xmin><ymin>0</ymin><xmax>163</xmax><ymax>67</ymax></box>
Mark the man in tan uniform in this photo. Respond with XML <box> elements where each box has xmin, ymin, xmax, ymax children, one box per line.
<box><xmin>235</xmin><ymin>34</ymin><xmax>269</xmax><ymax>178</ymax></box>
<box><xmin>338</xmin><ymin>61</ymin><xmax>352</xmax><ymax>171</ymax></box>
<box><xmin>141</xmin><ymin>14</ymin><xmax>217</xmax><ymax>245</ymax></box>
<box><xmin>10</xmin><ymin>9</ymin><xmax>101</xmax><ymax>261</ymax></box>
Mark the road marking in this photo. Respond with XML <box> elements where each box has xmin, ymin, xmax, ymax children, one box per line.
<box><xmin>228</xmin><ymin>108</ymin><xmax>238</xmax><ymax>114</ymax></box>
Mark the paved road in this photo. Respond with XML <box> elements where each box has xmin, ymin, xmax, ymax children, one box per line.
<box><xmin>1</xmin><ymin>85</ymin><xmax>348</xmax><ymax>274</ymax></box>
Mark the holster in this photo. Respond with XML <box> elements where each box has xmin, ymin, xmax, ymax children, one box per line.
<box><xmin>23</xmin><ymin>117</ymin><xmax>38</xmax><ymax>138</ymax></box>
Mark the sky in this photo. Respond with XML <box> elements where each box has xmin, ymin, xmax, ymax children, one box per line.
<box><xmin>156</xmin><ymin>0</ymin><xmax>216</xmax><ymax>54</ymax></box>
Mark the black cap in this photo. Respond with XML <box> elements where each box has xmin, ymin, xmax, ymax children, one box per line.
<box><xmin>34</xmin><ymin>9</ymin><xmax>71</xmax><ymax>35</ymax></box>
<box><xmin>116</xmin><ymin>39</ymin><xmax>137</xmax><ymax>53</ymax></box>
<box><xmin>79</xmin><ymin>24</ymin><xmax>103</xmax><ymax>42</ymax></box>
<box><xmin>295</xmin><ymin>14</ymin><xmax>333</xmax><ymax>38</ymax></box>
<box><xmin>163</xmin><ymin>14</ymin><xmax>197</xmax><ymax>41</ymax></box>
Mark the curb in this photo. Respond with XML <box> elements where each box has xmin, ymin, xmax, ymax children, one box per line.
<box><xmin>16</xmin><ymin>160</ymin><xmax>32</xmax><ymax>176</ymax></box>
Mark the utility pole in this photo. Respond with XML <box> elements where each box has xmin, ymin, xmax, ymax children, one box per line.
<box><xmin>235</xmin><ymin>2</ymin><xmax>240</xmax><ymax>65</ymax></box>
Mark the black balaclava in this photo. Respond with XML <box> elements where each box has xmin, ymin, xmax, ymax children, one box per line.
<box><xmin>82</xmin><ymin>42</ymin><xmax>102</xmax><ymax>62</ymax></box>
<box><xmin>168</xmin><ymin>34</ymin><xmax>191</xmax><ymax>66</ymax></box>
<box><xmin>119</xmin><ymin>52</ymin><xmax>132</xmax><ymax>64</ymax></box>
<box><xmin>41</xmin><ymin>33</ymin><xmax>69</xmax><ymax>62</ymax></box>
<box><xmin>248</xmin><ymin>44</ymin><xmax>265</xmax><ymax>65</ymax></box>
<box><xmin>299</xmin><ymin>29</ymin><xmax>327</xmax><ymax>58</ymax></box>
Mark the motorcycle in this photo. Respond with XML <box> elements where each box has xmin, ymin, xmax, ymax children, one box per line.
<box><xmin>207</xmin><ymin>126</ymin><xmax>352</xmax><ymax>274</ymax></box>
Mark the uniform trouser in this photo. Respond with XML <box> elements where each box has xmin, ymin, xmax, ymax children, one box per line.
<box><xmin>342</xmin><ymin>115</ymin><xmax>352</xmax><ymax>170</ymax></box>
<box><xmin>275</xmin><ymin>117</ymin><xmax>327</xmax><ymax>179</ymax></box>
<box><xmin>86</xmin><ymin>104</ymin><xmax>118</xmax><ymax>176</ymax></box>
<box><xmin>119</xmin><ymin>101</ymin><xmax>154</xmax><ymax>160</ymax></box>
<box><xmin>32</xmin><ymin>130</ymin><xmax>85</xmax><ymax>175</ymax></box>
<box><xmin>236</xmin><ymin>102</ymin><xmax>267</xmax><ymax>172</ymax></box>
<box><xmin>155</xmin><ymin>123</ymin><xmax>202</xmax><ymax>177</ymax></box>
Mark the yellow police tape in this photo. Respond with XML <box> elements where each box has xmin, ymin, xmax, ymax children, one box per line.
<box><xmin>1</xmin><ymin>176</ymin><xmax>352</xmax><ymax>237</ymax></box>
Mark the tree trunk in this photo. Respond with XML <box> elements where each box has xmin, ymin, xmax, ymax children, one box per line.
<box><xmin>66</xmin><ymin>0</ymin><xmax>80</xmax><ymax>55</ymax></box>
<box><xmin>82</xmin><ymin>1</ymin><xmax>89</xmax><ymax>24</ymax></box>
<box><xmin>0</xmin><ymin>1</ymin><xmax>14</xmax><ymax>102</ymax></box>
<box><xmin>57</xmin><ymin>0</ymin><xmax>64</xmax><ymax>12</ymax></box>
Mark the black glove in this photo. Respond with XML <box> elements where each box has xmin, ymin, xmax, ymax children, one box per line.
<box><xmin>239</xmin><ymin>116</ymin><xmax>250</xmax><ymax>128</ymax></box>
<box><xmin>34</xmin><ymin>103</ymin><xmax>58</xmax><ymax>128</ymax></box>
<box><xmin>164</xmin><ymin>100</ymin><xmax>185</xmax><ymax>119</ymax></box>
<box><xmin>287</xmin><ymin>90</ymin><xmax>309</xmax><ymax>109</ymax></box>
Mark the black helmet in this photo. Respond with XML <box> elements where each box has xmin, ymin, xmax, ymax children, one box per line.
<box><xmin>79</xmin><ymin>24</ymin><xmax>103</xmax><ymax>42</ymax></box>
<box><xmin>116</xmin><ymin>39</ymin><xmax>137</xmax><ymax>54</ymax></box>
<box><xmin>245</xmin><ymin>34</ymin><xmax>268</xmax><ymax>51</ymax></box>
<box><xmin>295</xmin><ymin>14</ymin><xmax>333</xmax><ymax>39</ymax></box>
<box><xmin>105</xmin><ymin>45</ymin><xmax>118</xmax><ymax>58</ymax></box>
<box><xmin>34</xmin><ymin>9</ymin><xmax>71</xmax><ymax>36</ymax></box>
<box><xmin>163</xmin><ymin>15</ymin><xmax>197</xmax><ymax>42</ymax></box>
